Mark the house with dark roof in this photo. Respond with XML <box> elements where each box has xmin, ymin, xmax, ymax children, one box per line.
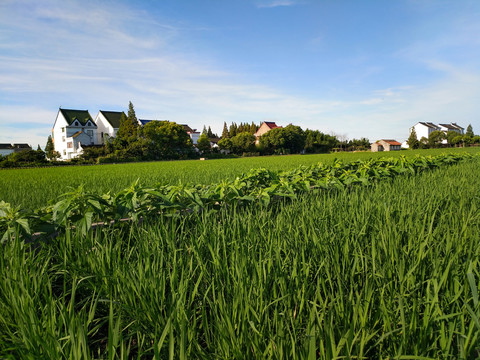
<box><xmin>0</xmin><ymin>143</ymin><xmax>32</xmax><ymax>156</ymax></box>
<box><xmin>52</xmin><ymin>108</ymin><xmax>99</xmax><ymax>160</ymax></box>
<box><xmin>254</xmin><ymin>121</ymin><xmax>282</xmax><ymax>144</ymax></box>
<box><xmin>94</xmin><ymin>110</ymin><xmax>126</xmax><ymax>143</ymax></box>
<box><xmin>371</xmin><ymin>139</ymin><xmax>402</xmax><ymax>152</ymax></box>
<box><xmin>410</xmin><ymin>122</ymin><xmax>464</xmax><ymax>146</ymax></box>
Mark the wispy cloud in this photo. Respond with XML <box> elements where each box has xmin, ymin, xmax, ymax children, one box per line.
<box><xmin>256</xmin><ymin>0</ymin><xmax>298</xmax><ymax>9</ymax></box>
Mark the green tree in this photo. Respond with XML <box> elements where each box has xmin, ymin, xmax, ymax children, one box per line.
<box><xmin>207</xmin><ymin>126</ymin><xmax>215</xmax><ymax>138</ymax></box>
<box><xmin>406</xmin><ymin>128</ymin><xmax>420</xmax><ymax>149</ymax></box>
<box><xmin>304</xmin><ymin>129</ymin><xmax>338</xmax><ymax>153</ymax></box>
<box><xmin>218</xmin><ymin>137</ymin><xmax>232</xmax><ymax>151</ymax></box>
<box><xmin>115</xmin><ymin>103</ymin><xmax>139</xmax><ymax>149</ymax></box>
<box><xmin>197</xmin><ymin>133</ymin><xmax>211</xmax><ymax>154</ymax></box>
<box><xmin>44</xmin><ymin>135</ymin><xmax>59</xmax><ymax>160</ymax></box>
<box><xmin>427</xmin><ymin>130</ymin><xmax>445</xmax><ymax>148</ymax></box>
<box><xmin>142</xmin><ymin>121</ymin><xmax>193</xmax><ymax>159</ymax></box>
<box><xmin>466</xmin><ymin>124</ymin><xmax>474</xmax><ymax>137</ymax></box>
<box><xmin>230</xmin><ymin>132</ymin><xmax>256</xmax><ymax>154</ymax></box>
<box><xmin>260</xmin><ymin>125</ymin><xmax>305</xmax><ymax>154</ymax></box>
<box><xmin>221</xmin><ymin>122</ymin><xmax>229</xmax><ymax>139</ymax></box>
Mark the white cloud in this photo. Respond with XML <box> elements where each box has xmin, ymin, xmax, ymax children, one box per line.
<box><xmin>256</xmin><ymin>0</ymin><xmax>297</xmax><ymax>8</ymax></box>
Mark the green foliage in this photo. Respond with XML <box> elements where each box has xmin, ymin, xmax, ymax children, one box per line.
<box><xmin>428</xmin><ymin>130</ymin><xmax>445</xmax><ymax>148</ymax></box>
<box><xmin>304</xmin><ymin>129</ymin><xmax>338</xmax><ymax>153</ymax></box>
<box><xmin>260</xmin><ymin>124</ymin><xmax>305</xmax><ymax>154</ymax></box>
<box><xmin>221</xmin><ymin>122</ymin><xmax>229</xmax><ymax>139</ymax></box>
<box><xmin>45</xmin><ymin>135</ymin><xmax>59</xmax><ymax>160</ymax></box>
<box><xmin>196</xmin><ymin>133</ymin><xmax>211</xmax><ymax>153</ymax></box>
<box><xmin>230</xmin><ymin>132</ymin><xmax>256</xmax><ymax>154</ymax></box>
<box><xmin>407</xmin><ymin>128</ymin><xmax>420</xmax><ymax>149</ymax></box>
<box><xmin>142</xmin><ymin>121</ymin><xmax>193</xmax><ymax>159</ymax></box>
<box><xmin>114</xmin><ymin>102</ymin><xmax>139</xmax><ymax>150</ymax></box>
<box><xmin>1</xmin><ymin>156</ymin><xmax>480</xmax><ymax>358</ymax></box>
<box><xmin>466</xmin><ymin>124</ymin><xmax>474</xmax><ymax>137</ymax></box>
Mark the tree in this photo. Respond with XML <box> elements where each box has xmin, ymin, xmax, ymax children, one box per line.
<box><xmin>260</xmin><ymin>125</ymin><xmax>305</xmax><ymax>155</ymax></box>
<box><xmin>446</xmin><ymin>131</ymin><xmax>458</xmax><ymax>146</ymax></box>
<box><xmin>115</xmin><ymin>103</ymin><xmax>139</xmax><ymax>149</ymax></box>
<box><xmin>202</xmin><ymin>126</ymin><xmax>208</xmax><ymax>136</ymax></box>
<box><xmin>304</xmin><ymin>129</ymin><xmax>338</xmax><ymax>153</ymax></box>
<box><xmin>230</xmin><ymin>132</ymin><xmax>256</xmax><ymax>154</ymax></box>
<box><xmin>466</xmin><ymin>124</ymin><xmax>474</xmax><ymax>137</ymax></box>
<box><xmin>45</xmin><ymin>135</ymin><xmax>60</xmax><ymax>160</ymax></box>
<box><xmin>197</xmin><ymin>133</ymin><xmax>211</xmax><ymax>153</ymax></box>
<box><xmin>406</xmin><ymin>128</ymin><xmax>420</xmax><ymax>149</ymax></box>
<box><xmin>427</xmin><ymin>130</ymin><xmax>444</xmax><ymax>148</ymax></box>
<box><xmin>218</xmin><ymin>137</ymin><xmax>232</xmax><ymax>151</ymax></box>
<box><xmin>221</xmin><ymin>122</ymin><xmax>229</xmax><ymax>139</ymax></box>
<box><xmin>207</xmin><ymin>126</ymin><xmax>214</xmax><ymax>138</ymax></box>
<box><xmin>142</xmin><ymin>121</ymin><xmax>193</xmax><ymax>159</ymax></box>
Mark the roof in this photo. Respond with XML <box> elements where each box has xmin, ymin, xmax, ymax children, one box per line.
<box><xmin>263</xmin><ymin>121</ymin><xmax>280</xmax><ymax>129</ymax></box>
<box><xmin>181</xmin><ymin>124</ymin><xmax>195</xmax><ymax>133</ymax></box>
<box><xmin>99</xmin><ymin>110</ymin><xmax>125</xmax><ymax>129</ymax></box>
<box><xmin>418</xmin><ymin>122</ymin><xmax>439</xmax><ymax>129</ymax></box>
<box><xmin>439</xmin><ymin>123</ymin><xmax>464</xmax><ymax>131</ymax></box>
<box><xmin>138</xmin><ymin>119</ymin><xmax>153</xmax><ymax>126</ymax></box>
<box><xmin>0</xmin><ymin>143</ymin><xmax>13</xmax><ymax>149</ymax></box>
<box><xmin>378</xmin><ymin>139</ymin><xmax>401</xmax><ymax>146</ymax></box>
<box><xmin>13</xmin><ymin>143</ymin><xmax>31</xmax><ymax>149</ymax></box>
<box><xmin>60</xmin><ymin>109</ymin><xmax>94</xmax><ymax>126</ymax></box>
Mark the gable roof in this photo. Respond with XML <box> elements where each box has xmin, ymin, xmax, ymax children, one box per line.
<box><xmin>13</xmin><ymin>143</ymin><xmax>31</xmax><ymax>149</ymax></box>
<box><xmin>378</xmin><ymin>139</ymin><xmax>401</xmax><ymax>146</ymax></box>
<box><xmin>263</xmin><ymin>121</ymin><xmax>280</xmax><ymax>129</ymax></box>
<box><xmin>99</xmin><ymin>110</ymin><xmax>125</xmax><ymax>129</ymax></box>
<box><xmin>60</xmin><ymin>109</ymin><xmax>94</xmax><ymax>126</ymax></box>
<box><xmin>0</xmin><ymin>143</ymin><xmax>13</xmax><ymax>149</ymax></box>
<box><xmin>138</xmin><ymin>119</ymin><xmax>153</xmax><ymax>126</ymax></box>
<box><xmin>418</xmin><ymin>122</ymin><xmax>439</xmax><ymax>129</ymax></box>
<box><xmin>181</xmin><ymin>124</ymin><xmax>195</xmax><ymax>133</ymax></box>
<box><xmin>439</xmin><ymin>123</ymin><xmax>464</xmax><ymax>131</ymax></box>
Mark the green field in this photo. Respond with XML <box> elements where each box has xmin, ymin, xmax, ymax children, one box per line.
<box><xmin>2</xmin><ymin>147</ymin><xmax>479</xmax><ymax>210</ymax></box>
<box><xmin>1</xmin><ymin>154</ymin><xmax>479</xmax><ymax>358</ymax></box>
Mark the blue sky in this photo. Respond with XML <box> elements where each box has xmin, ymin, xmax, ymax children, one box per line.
<box><xmin>1</xmin><ymin>0</ymin><xmax>479</xmax><ymax>147</ymax></box>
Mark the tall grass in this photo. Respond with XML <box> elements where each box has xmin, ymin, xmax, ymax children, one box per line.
<box><xmin>1</xmin><ymin>147</ymin><xmax>479</xmax><ymax>210</ymax></box>
<box><xmin>1</xmin><ymin>159</ymin><xmax>479</xmax><ymax>358</ymax></box>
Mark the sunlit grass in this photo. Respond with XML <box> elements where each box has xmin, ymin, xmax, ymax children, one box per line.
<box><xmin>1</xmin><ymin>158</ymin><xmax>479</xmax><ymax>358</ymax></box>
<box><xmin>1</xmin><ymin>147</ymin><xmax>479</xmax><ymax>210</ymax></box>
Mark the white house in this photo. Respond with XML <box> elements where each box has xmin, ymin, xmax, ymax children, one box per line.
<box><xmin>52</xmin><ymin>108</ymin><xmax>99</xmax><ymax>160</ymax></box>
<box><xmin>438</xmin><ymin>123</ymin><xmax>464</xmax><ymax>135</ymax></box>
<box><xmin>94</xmin><ymin>110</ymin><xmax>125</xmax><ymax>144</ymax></box>
<box><xmin>411</xmin><ymin>122</ymin><xmax>440</xmax><ymax>140</ymax></box>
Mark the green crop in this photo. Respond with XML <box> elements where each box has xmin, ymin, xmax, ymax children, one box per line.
<box><xmin>1</xmin><ymin>147</ymin><xmax>479</xmax><ymax>210</ymax></box>
<box><xmin>0</xmin><ymin>153</ymin><xmax>475</xmax><ymax>241</ymax></box>
<box><xmin>1</xmin><ymin>157</ymin><xmax>479</xmax><ymax>358</ymax></box>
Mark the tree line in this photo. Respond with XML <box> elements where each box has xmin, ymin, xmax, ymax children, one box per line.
<box><xmin>407</xmin><ymin>124</ymin><xmax>479</xmax><ymax>149</ymax></box>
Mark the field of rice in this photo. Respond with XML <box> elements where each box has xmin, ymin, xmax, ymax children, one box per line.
<box><xmin>1</xmin><ymin>147</ymin><xmax>479</xmax><ymax>210</ymax></box>
<box><xmin>1</xmin><ymin>149</ymin><xmax>480</xmax><ymax>358</ymax></box>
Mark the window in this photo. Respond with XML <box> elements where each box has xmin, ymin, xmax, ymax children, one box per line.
<box><xmin>67</xmin><ymin>142</ymin><xmax>73</xmax><ymax>148</ymax></box>
<box><xmin>87</xmin><ymin>122</ymin><xmax>91</xmax><ymax>126</ymax></box>
<box><xmin>62</xmin><ymin>127</ymin><xmax>65</xmax><ymax>133</ymax></box>
<box><xmin>63</xmin><ymin>150</ymin><xmax>66</xmax><ymax>155</ymax></box>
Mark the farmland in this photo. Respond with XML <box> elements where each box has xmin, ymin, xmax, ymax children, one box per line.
<box><xmin>1</xmin><ymin>150</ymin><xmax>480</xmax><ymax>358</ymax></box>
<box><xmin>1</xmin><ymin>147</ymin><xmax>479</xmax><ymax>210</ymax></box>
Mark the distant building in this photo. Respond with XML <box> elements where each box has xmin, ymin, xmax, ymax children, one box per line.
<box><xmin>371</xmin><ymin>139</ymin><xmax>402</xmax><ymax>152</ymax></box>
<box><xmin>0</xmin><ymin>143</ymin><xmax>32</xmax><ymax>156</ymax></box>
<box><xmin>254</xmin><ymin>121</ymin><xmax>281</xmax><ymax>144</ymax></box>
<box><xmin>52</xmin><ymin>108</ymin><xmax>99</xmax><ymax>160</ymax></box>
<box><xmin>94</xmin><ymin>110</ymin><xmax>125</xmax><ymax>144</ymax></box>
<box><xmin>410</xmin><ymin>122</ymin><xmax>464</xmax><ymax>145</ymax></box>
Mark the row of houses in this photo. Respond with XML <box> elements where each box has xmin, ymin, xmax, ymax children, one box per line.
<box><xmin>371</xmin><ymin>122</ymin><xmax>465</xmax><ymax>152</ymax></box>
<box><xmin>52</xmin><ymin>108</ymin><xmax>202</xmax><ymax>160</ymax></box>
<box><xmin>0</xmin><ymin>143</ymin><xmax>32</xmax><ymax>157</ymax></box>
<box><xmin>52</xmin><ymin>107</ymin><xmax>284</xmax><ymax>160</ymax></box>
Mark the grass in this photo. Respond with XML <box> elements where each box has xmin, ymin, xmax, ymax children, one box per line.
<box><xmin>1</xmin><ymin>147</ymin><xmax>479</xmax><ymax>210</ymax></box>
<box><xmin>1</xmin><ymin>157</ymin><xmax>479</xmax><ymax>358</ymax></box>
